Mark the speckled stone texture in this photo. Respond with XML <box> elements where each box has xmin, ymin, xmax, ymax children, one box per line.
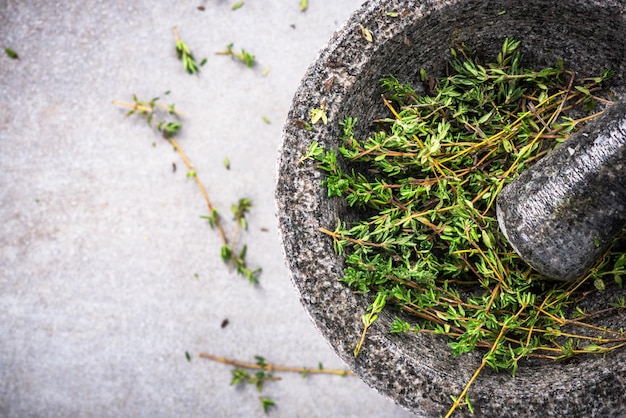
<box><xmin>497</xmin><ymin>100</ymin><xmax>626</xmax><ymax>281</ymax></box>
<box><xmin>276</xmin><ymin>1</ymin><xmax>626</xmax><ymax>417</ymax></box>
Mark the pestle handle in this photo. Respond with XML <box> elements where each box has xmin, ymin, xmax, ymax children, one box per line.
<box><xmin>496</xmin><ymin>100</ymin><xmax>626</xmax><ymax>281</ymax></box>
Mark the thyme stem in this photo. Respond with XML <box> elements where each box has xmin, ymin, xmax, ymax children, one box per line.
<box><xmin>199</xmin><ymin>353</ymin><xmax>354</xmax><ymax>376</ymax></box>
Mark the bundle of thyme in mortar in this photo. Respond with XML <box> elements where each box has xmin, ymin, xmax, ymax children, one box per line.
<box><xmin>304</xmin><ymin>38</ymin><xmax>626</xmax><ymax>414</ymax></box>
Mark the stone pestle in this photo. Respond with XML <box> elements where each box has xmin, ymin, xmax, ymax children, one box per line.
<box><xmin>496</xmin><ymin>100</ymin><xmax>626</xmax><ymax>281</ymax></box>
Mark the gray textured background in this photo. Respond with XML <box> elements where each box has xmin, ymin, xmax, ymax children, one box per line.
<box><xmin>0</xmin><ymin>1</ymin><xmax>414</xmax><ymax>417</ymax></box>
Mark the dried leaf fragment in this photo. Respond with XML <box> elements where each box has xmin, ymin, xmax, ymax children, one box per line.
<box><xmin>359</xmin><ymin>24</ymin><xmax>373</xmax><ymax>42</ymax></box>
<box><xmin>323</xmin><ymin>75</ymin><xmax>335</xmax><ymax>93</ymax></box>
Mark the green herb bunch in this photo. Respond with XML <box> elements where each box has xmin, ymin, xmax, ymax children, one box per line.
<box><xmin>305</xmin><ymin>38</ymin><xmax>625</xmax><ymax>414</ymax></box>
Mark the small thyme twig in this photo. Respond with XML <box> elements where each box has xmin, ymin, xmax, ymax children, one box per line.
<box><xmin>111</xmin><ymin>100</ymin><xmax>186</xmax><ymax>117</ymax></box>
<box><xmin>113</xmin><ymin>98</ymin><xmax>228</xmax><ymax>243</ymax></box>
<box><xmin>113</xmin><ymin>95</ymin><xmax>261</xmax><ymax>283</ymax></box>
<box><xmin>354</xmin><ymin>292</ymin><xmax>387</xmax><ymax>356</ymax></box>
<box><xmin>198</xmin><ymin>352</ymin><xmax>354</xmax><ymax>376</ymax></box>
<box><xmin>319</xmin><ymin>227</ymin><xmax>388</xmax><ymax>248</ymax></box>
<box><xmin>445</xmin><ymin>302</ymin><xmax>527</xmax><ymax>418</ymax></box>
<box><xmin>168</xmin><ymin>136</ymin><xmax>228</xmax><ymax>244</ymax></box>
<box><xmin>173</xmin><ymin>26</ymin><xmax>203</xmax><ymax>74</ymax></box>
<box><xmin>200</xmin><ymin>352</ymin><xmax>351</xmax><ymax>414</ymax></box>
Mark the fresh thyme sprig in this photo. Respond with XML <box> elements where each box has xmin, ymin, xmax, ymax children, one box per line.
<box><xmin>307</xmin><ymin>38</ymin><xmax>624</xmax><ymax>416</ymax></box>
<box><xmin>216</xmin><ymin>43</ymin><xmax>256</xmax><ymax>68</ymax></box>
<box><xmin>113</xmin><ymin>94</ymin><xmax>261</xmax><ymax>284</ymax></box>
<box><xmin>173</xmin><ymin>27</ymin><xmax>205</xmax><ymax>74</ymax></box>
<box><xmin>198</xmin><ymin>352</ymin><xmax>353</xmax><ymax>376</ymax></box>
<box><xmin>199</xmin><ymin>352</ymin><xmax>353</xmax><ymax>414</ymax></box>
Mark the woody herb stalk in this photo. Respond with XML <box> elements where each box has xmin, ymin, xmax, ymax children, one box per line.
<box><xmin>113</xmin><ymin>94</ymin><xmax>261</xmax><ymax>283</ymax></box>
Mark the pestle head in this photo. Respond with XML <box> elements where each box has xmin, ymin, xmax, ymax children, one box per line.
<box><xmin>496</xmin><ymin>100</ymin><xmax>626</xmax><ymax>281</ymax></box>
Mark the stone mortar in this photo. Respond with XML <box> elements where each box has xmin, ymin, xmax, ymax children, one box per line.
<box><xmin>276</xmin><ymin>1</ymin><xmax>626</xmax><ymax>416</ymax></box>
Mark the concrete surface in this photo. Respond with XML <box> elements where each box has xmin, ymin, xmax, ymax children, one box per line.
<box><xmin>0</xmin><ymin>1</ymin><xmax>415</xmax><ymax>417</ymax></box>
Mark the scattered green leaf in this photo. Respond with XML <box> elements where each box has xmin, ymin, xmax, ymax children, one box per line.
<box><xmin>310</xmin><ymin>101</ymin><xmax>328</xmax><ymax>125</ymax></box>
<box><xmin>4</xmin><ymin>47</ymin><xmax>18</xmax><ymax>59</ymax></box>
<box><xmin>232</xmin><ymin>198</ymin><xmax>252</xmax><ymax>230</ymax></box>
<box><xmin>173</xmin><ymin>27</ymin><xmax>200</xmax><ymax>74</ymax></box>
<box><xmin>259</xmin><ymin>397</ymin><xmax>276</xmax><ymax>414</ymax></box>
<box><xmin>594</xmin><ymin>278</ymin><xmax>606</xmax><ymax>292</ymax></box>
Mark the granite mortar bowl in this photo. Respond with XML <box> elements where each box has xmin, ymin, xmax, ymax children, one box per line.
<box><xmin>276</xmin><ymin>1</ymin><xmax>626</xmax><ymax>416</ymax></box>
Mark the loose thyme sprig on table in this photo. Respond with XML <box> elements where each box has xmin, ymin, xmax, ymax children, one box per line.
<box><xmin>173</xmin><ymin>27</ymin><xmax>206</xmax><ymax>74</ymax></box>
<box><xmin>305</xmin><ymin>38</ymin><xmax>625</xmax><ymax>416</ymax></box>
<box><xmin>198</xmin><ymin>352</ymin><xmax>353</xmax><ymax>413</ymax></box>
<box><xmin>216</xmin><ymin>43</ymin><xmax>256</xmax><ymax>68</ymax></box>
<box><xmin>113</xmin><ymin>94</ymin><xmax>261</xmax><ymax>284</ymax></box>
